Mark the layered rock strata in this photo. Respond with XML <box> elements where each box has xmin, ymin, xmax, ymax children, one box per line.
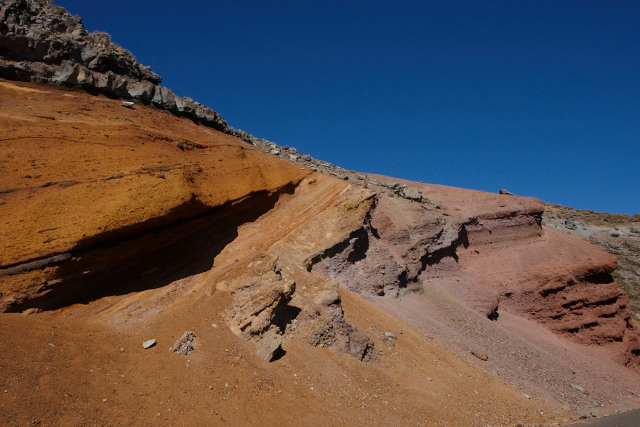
<box><xmin>0</xmin><ymin>78</ymin><xmax>377</xmax><ymax>363</ymax></box>
<box><xmin>543</xmin><ymin>205</ymin><xmax>640</xmax><ymax>315</ymax></box>
<box><xmin>309</xmin><ymin>176</ymin><xmax>640</xmax><ymax>371</ymax></box>
<box><xmin>2</xmin><ymin>3</ymin><xmax>640</xmax><ymax>420</ymax></box>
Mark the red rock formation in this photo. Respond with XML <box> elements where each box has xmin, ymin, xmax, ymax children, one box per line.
<box><xmin>370</xmin><ymin>177</ymin><xmax>640</xmax><ymax>368</ymax></box>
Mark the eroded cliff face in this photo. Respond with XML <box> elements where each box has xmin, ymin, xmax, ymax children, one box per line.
<box><xmin>0</xmin><ymin>79</ymin><xmax>382</xmax><ymax>365</ymax></box>
<box><xmin>3</xmin><ymin>76</ymin><xmax>636</xmax><ymax>372</ymax></box>
<box><xmin>1</xmin><ymin>77</ymin><xmax>640</xmax><ymax>423</ymax></box>
<box><xmin>543</xmin><ymin>205</ymin><xmax>640</xmax><ymax>316</ymax></box>
<box><xmin>2</xmin><ymin>2</ymin><xmax>640</xmax><ymax>424</ymax></box>
<box><xmin>311</xmin><ymin>176</ymin><xmax>639</xmax><ymax>360</ymax></box>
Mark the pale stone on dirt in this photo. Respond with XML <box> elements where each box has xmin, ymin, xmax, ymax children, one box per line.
<box><xmin>170</xmin><ymin>331</ymin><xmax>197</xmax><ymax>356</ymax></box>
<box><xmin>142</xmin><ymin>339</ymin><xmax>156</xmax><ymax>349</ymax></box>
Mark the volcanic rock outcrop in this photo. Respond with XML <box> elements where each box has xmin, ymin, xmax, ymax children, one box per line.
<box><xmin>0</xmin><ymin>0</ymin><xmax>227</xmax><ymax>130</ymax></box>
<box><xmin>2</xmin><ymin>1</ymin><xmax>640</xmax><ymax>425</ymax></box>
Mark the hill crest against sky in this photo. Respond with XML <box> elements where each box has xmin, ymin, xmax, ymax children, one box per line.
<box><xmin>54</xmin><ymin>1</ymin><xmax>640</xmax><ymax>214</ymax></box>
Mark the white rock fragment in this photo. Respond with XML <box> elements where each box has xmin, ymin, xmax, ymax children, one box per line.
<box><xmin>571</xmin><ymin>384</ymin><xmax>586</xmax><ymax>394</ymax></box>
<box><xmin>142</xmin><ymin>339</ymin><xmax>157</xmax><ymax>349</ymax></box>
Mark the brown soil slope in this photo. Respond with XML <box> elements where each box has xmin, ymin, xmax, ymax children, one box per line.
<box><xmin>1</xmin><ymin>79</ymin><xmax>640</xmax><ymax>425</ymax></box>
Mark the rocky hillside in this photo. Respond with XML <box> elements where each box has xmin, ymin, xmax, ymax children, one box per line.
<box><xmin>543</xmin><ymin>205</ymin><xmax>640</xmax><ymax>314</ymax></box>
<box><xmin>2</xmin><ymin>1</ymin><xmax>640</xmax><ymax>425</ymax></box>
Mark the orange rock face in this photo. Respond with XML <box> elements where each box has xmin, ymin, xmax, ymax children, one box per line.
<box><xmin>1</xmin><ymin>79</ymin><xmax>640</xmax><ymax>425</ymax></box>
<box><xmin>0</xmin><ymin>79</ymin><xmax>308</xmax><ymax>307</ymax></box>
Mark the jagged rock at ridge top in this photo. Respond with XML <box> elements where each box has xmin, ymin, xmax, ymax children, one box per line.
<box><xmin>0</xmin><ymin>0</ymin><xmax>228</xmax><ymax>131</ymax></box>
<box><xmin>0</xmin><ymin>0</ymin><xmax>160</xmax><ymax>83</ymax></box>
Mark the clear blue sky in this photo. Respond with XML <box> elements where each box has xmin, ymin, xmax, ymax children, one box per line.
<box><xmin>56</xmin><ymin>0</ymin><xmax>640</xmax><ymax>214</ymax></box>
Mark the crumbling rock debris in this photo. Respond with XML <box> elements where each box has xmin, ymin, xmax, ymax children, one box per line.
<box><xmin>226</xmin><ymin>276</ymin><xmax>295</xmax><ymax>362</ymax></box>
<box><xmin>170</xmin><ymin>331</ymin><xmax>197</xmax><ymax>356</ymax></box>
<box><xmin>254</xmin><ymin>328</ymin><xmax>284</xmax><ymax>362</ymax></box>
<box><xmin>224</xmin><ymin>265</ymin><xmax>376</xmax><ymax>362</ymax></box>
<box><xmin>398</xmin><ymin>186</ymin><xmax>423</xmax><ymax>201</ymax></box>
<box><xmin>571</xmin><ymin>384</ymin><xmax>586</xmax><ymax>394</ymax></box>
<box><xmin>302</xmin><ymin>288</ymin><xmax>376</xmax><ymax>362</ymax></box>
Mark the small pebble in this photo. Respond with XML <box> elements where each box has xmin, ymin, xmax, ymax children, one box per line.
<box><xmin>142</xmin><ymin>339</ymin><xmax>157</xmax><ymax>349</ymax></box>
<box><xmin>471</xmin><ymin>349</ymin><xmax>488</xmax><ymax>361</ymax></box>
<box><xmin>571</xmin><ymin>384</ymin><xmax>586</xmax><ymax>394</ymax></box>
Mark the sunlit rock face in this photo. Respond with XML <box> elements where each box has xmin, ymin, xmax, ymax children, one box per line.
<box><xmin>1</xmin><ymin>2</ymin><xmax>640</xmax><ymax>425</ymax></box>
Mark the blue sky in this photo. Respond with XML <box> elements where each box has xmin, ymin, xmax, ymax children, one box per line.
<box><xmin>56</xmin><ymin>1</ymin><xmax>640</xmax><ymax>214</ymax></box>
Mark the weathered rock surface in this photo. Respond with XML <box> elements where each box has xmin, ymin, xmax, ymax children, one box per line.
<box><xmin>1</xmin><ymin>78</ymin><xmax>640</xmax><ymax>421</ymax></box>
<box><xmin>226</xmin><ymin>275</ymin><xmax>296</xmax><ymax>361</ymax></box>
<box><xmin>0</xmin><ymin>79</ymin><xmax>373</xmax><ymax>365</ymax></box>
<box><xmin>0</xmin><ymin>0</ymin><xmax>228</xmax><ymax>131</ymax></box>
<box><xmin>1</xmin><ymin>3</ymin><xmax>640</xmax><ymax>425</ymax></box>
<box><xmin>543</xmin><ymin>205</ymin><xmax>640</xmax><ymax>315</ymax></box>
<box><xmin>311</xmin><ymin>194</ymin><xmax>463</xmax><ymax>298</ymax></box>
